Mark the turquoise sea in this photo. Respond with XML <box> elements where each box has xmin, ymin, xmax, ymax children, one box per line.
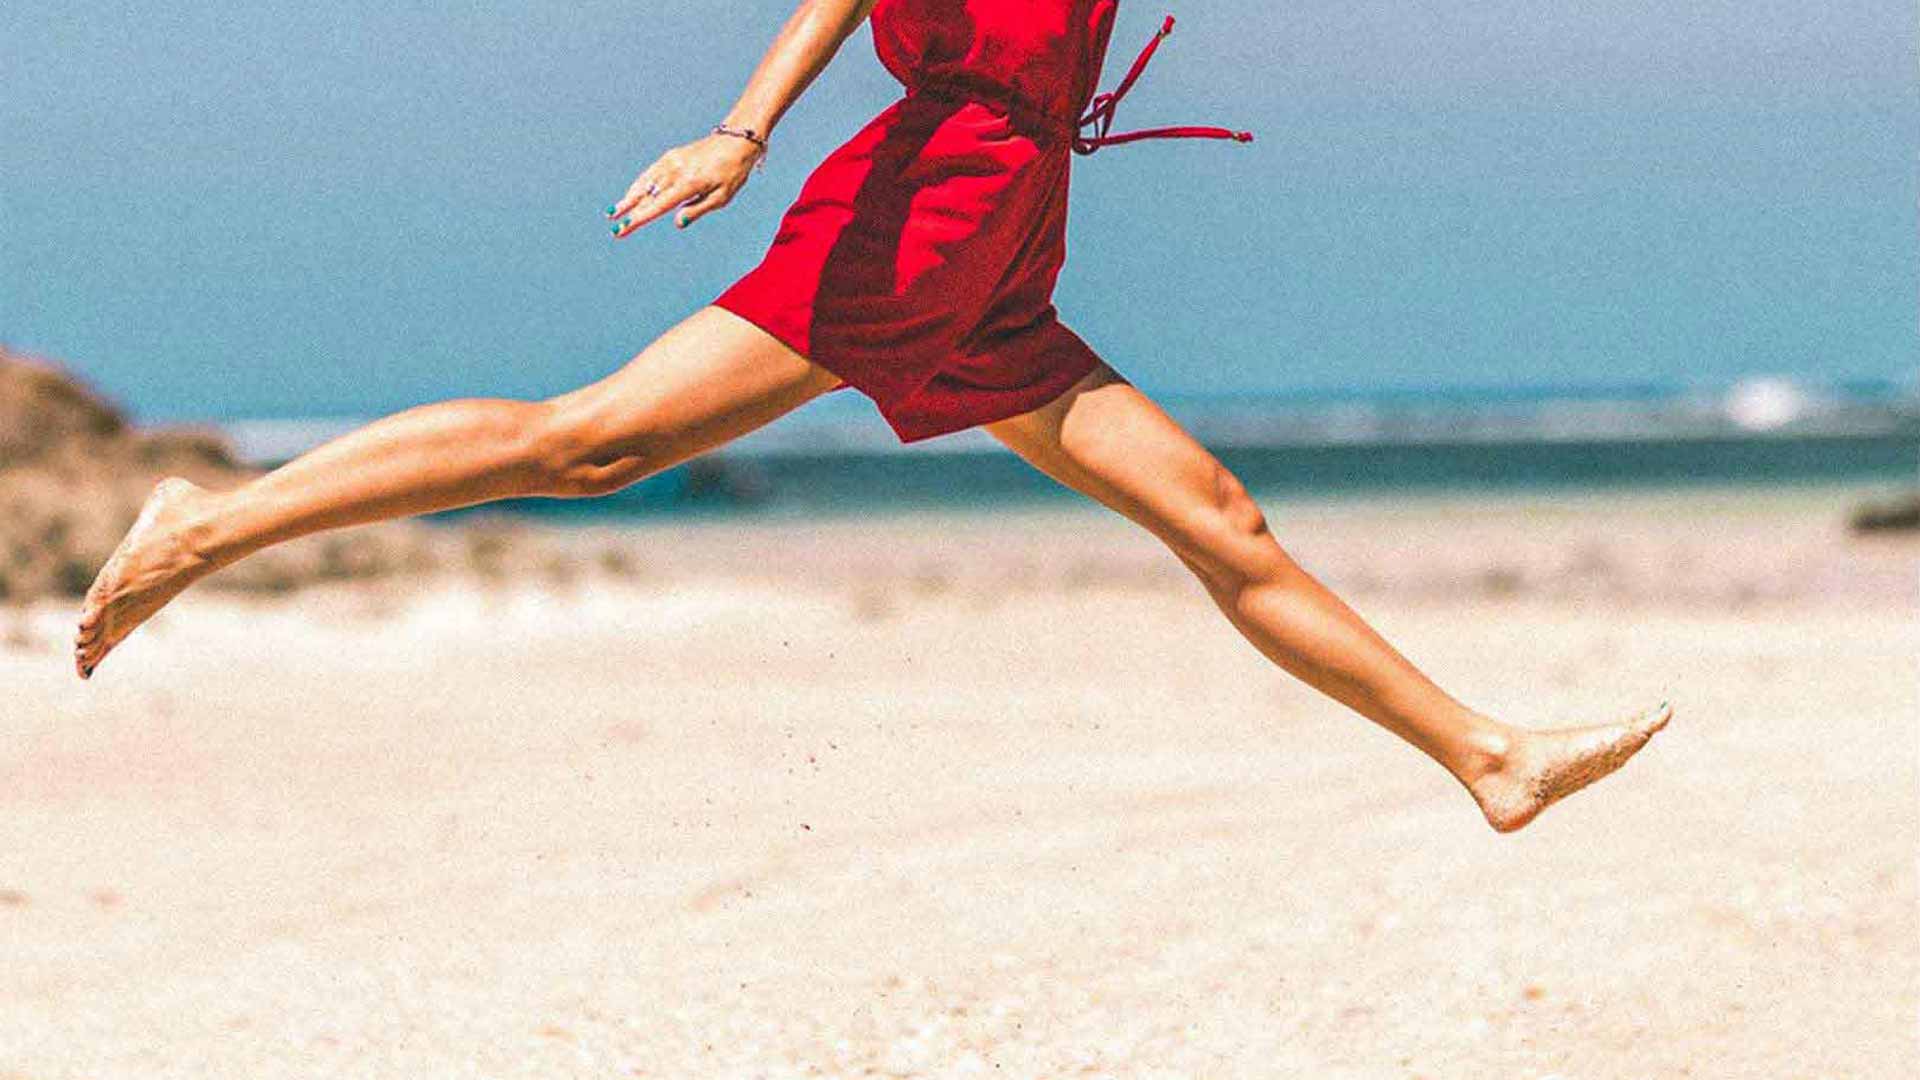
<box><xmin>438</xmin><ymin>433</ymin><xmax>1919</xmax><ymax>524</ymax></box>
<box><xmin>215</xmin><ymin>378</ymin><xmax>1919</xmax><ymax>524</ymax></box>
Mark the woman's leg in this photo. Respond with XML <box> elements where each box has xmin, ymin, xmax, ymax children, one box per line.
<box><xmin>75</xmin><ymin>306</ymin><xmax>842</xmax><ymax>678</ymax></box>
<box><xmin>985</xmin><ymin>363</ymin><xmax>1670</xmax><ymax>832</ymax></box>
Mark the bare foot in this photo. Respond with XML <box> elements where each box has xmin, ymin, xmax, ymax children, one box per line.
<box><xmin>1467</xmin><ymin>702</ymin><xmax>1673</xmax><ymax>833</ymax></box>
<box><xmin>74</xmin><ymin>477</ymin><xmax>217</xmax><ymax>679</ymax></box>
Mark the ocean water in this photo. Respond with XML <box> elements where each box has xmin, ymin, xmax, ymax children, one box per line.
<box><xmin>422</xmin><ymin>432</ymin><xmax>1918</xmax><ymax>525</ymax></box>
<box><xmin>213</xmin><ymin>377</ymin><xmax>1919</xmax><ymax>525</ymax></box>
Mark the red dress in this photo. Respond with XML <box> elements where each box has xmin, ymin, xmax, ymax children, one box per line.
<box><xmin>712</xmin><ymin>1</ymin><xmax>1252</xmax><ymax>443</ymax></box>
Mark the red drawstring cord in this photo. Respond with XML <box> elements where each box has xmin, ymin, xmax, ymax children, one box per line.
<box><xmin>1073</xmin><ymin>14</ymin><xmax>1254</xmax><ymax>156</ymax></box>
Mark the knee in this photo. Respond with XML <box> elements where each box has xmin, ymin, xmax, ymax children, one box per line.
<box><xmin>521</xmin><ymin>397</ymin><xmax>668</xmax><ymax>498</ymax></box>
<box><xmin>1173</xmin><ymin>465</ymin><xmax>1280</xmax><ymax>590</ymax></box>
<box><xmin>1207</xmin><ymin>464</ymin><xmax>1270</xmax><ymax>542</ymax></box>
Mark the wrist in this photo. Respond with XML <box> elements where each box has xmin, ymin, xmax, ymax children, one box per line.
<box><xmin>711</xmin><ymin>123</ymin><xmax>770</xmax><ymax>168</ymax></box>
<box><xmin>721</xmin><ymin>109</ymin><xmax>775</xmax><ymax>136</ymax></box>
<box><xmin>712</xmin><ymin>122</ymin><xmax>769</xmax><ymax>148</ymax></box>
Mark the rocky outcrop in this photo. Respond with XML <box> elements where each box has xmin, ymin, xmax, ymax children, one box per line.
<box><xmin>1</xmin><ymin>347</ymin><xmax>441</xmax><ymax>602</ymax></box>
<box><xmin>1849</xmin><ymin>491</ymin><xmax>1920</xmax><ymax>533</ymax></box>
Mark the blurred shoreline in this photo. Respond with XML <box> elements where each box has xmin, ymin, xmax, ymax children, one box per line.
<box><xmin>6</xmin><ymin>478</ymin><xmax>1905</xmax><ymax>634</ymax></box>
<box><xmin>224</xmin><ymin>373</ymin><xmax>1920</xmax><ymax>527</ymax></box>
<box><xmin>222</xmin><ymin>373</ymin><xmax>1920</xmax><ymax>463</ymax></box>
<box><xmin>5</xmin><ymin>345</ymin><xmax>1914</xmax><ymax>607</ymax></box>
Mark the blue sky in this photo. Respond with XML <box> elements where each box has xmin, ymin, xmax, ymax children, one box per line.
<box><xmin>3</xmin><ymin>1</ymin><xmax>1914</xmax><ymax>422</ymax></box>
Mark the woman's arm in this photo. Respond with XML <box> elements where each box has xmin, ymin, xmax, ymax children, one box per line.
<box><xmin>608</xmin><ymin>0</ymin><xmax>881</xmax><ymax>235</ymax></box>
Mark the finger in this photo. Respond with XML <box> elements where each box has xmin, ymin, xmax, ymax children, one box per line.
<box><xmin>613</xmin><ymin>177</ymin><xmax>703</xmax><ymax>238</ymax></box>
<box><xmin>607</xmin><ymin>178</ymin><xmax>644</xmax><ymax>220</ymax></box>
<box><xmin>608</xmin><ymin>177</ymin><xmax>658</xmax><ymax>221</ymax></box>
<box><xmin>607</xmin><ymin>173</ymin><xmax>674</xmax><ymax>236</ymax></box>
<box><xmin>607</xmin><ymin>167</ymin><xmax>669</xmax><ymax>220</ymax></box>
<box><xmin>612</xmin><ymin>180</ymin><xmax>686</xmax><ymax>237</ymax></box>
<box><xmin>674</xmin><ymin>184</ymin><xmax>734</xmax><ymax>229</ymax></box>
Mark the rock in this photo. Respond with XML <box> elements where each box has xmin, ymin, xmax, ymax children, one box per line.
<box><xmin>1849</xmin><ymin>491</ymin><xmax>1920</xmax><ymax>533</ymax></box>
<box><xmin>683</xmin><ymin>454</ymin><xmax>770</xmax><ymax>502</ymax></box>
<box><xmin>0</xmin><ymin>352</ymin><xmax>127</xmax><ymax>467</ymax></box>
<box><xmin>132</xmin><ymin>426</ymin><xmax>242</xmax><ymax>473</ymax></box>
<box><xmin>0</xmin><ymin>346</ymin><xmax>444</xmax><ymax>602</ymax></box>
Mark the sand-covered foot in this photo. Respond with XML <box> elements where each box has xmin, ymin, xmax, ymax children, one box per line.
<box><xmin>1468</xmin><ymin>702</ymin><xmax>1673</xmax><ymax>833</ymax></box>
<box><xmin>74</xmin><ymin>477</ymin><xmax>216</xmax><ymax>680</ymax></box>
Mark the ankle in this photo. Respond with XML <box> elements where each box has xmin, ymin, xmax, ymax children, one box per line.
<box><xmin>168</xmin><ymin>491</ymin><xmax>225</xmax><ymax>570</ymax></box>
<box><xmin>1453</xmin><ymin>715</ymin><xmax>1516</xmax><ymax>785</ymax></box>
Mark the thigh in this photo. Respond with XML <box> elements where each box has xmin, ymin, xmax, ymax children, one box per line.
<box><xmin>984</xmin><ymin>362</ymin><xmax>1273</xmax><ymax>573</ymax></box>
<box><xmin>548</xmin><ymin>305</ymin><xmax>845</xmax><ymax>462</ymax></box>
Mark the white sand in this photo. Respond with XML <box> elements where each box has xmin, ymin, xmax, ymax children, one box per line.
<box><xmin>2</xmin><ymin>484</ymin><xmax>1913</xmax><ymax>1077</ymax></box>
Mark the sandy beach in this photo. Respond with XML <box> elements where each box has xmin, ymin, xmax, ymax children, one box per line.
<box><xmin>2</xmin><ymin>483</ymin><xmax>1914</xmax><ymax>1077</ymax></box>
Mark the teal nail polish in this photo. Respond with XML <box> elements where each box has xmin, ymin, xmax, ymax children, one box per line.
<box><xmin>610</xmin><ymin>223</ymin><xmax>622</xmax><ymax>235</ymax></box>
<box><xmin>605</xmin><ymin>204</ymin><xmax>617</xmax><ymax>217</ymax></box>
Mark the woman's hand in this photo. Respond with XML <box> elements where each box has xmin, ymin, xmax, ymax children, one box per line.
<box><xmin>606</xmin><ymin>132</ymin><xmax>766</xmax><ymax>237</ymax></box>
<box><xmin>606</xmin><ymin>0</ymin><xmax>876</xmax><ymax>237</ymax></box>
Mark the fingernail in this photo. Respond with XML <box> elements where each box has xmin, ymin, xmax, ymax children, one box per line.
<box><xmin>610</xmin><ymin>223</ymin><xmax>622</xmax><ymax>235</ymax></box>
<box><xmin>604</xmin><ymin>204</ymin><xmax>617</xmax><ymax>217</ymax></box>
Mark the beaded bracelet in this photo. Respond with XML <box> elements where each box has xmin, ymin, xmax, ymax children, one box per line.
<box><xmin>712</xmin><ymin>124</ymin><xmax>769</xmax><ymax>169</ymax></box>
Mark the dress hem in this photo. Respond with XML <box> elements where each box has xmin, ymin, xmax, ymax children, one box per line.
<box><xmin>707</xmin><ymin>292</ymin><xmax>1100</xmax><ymax>446</ymax></box>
